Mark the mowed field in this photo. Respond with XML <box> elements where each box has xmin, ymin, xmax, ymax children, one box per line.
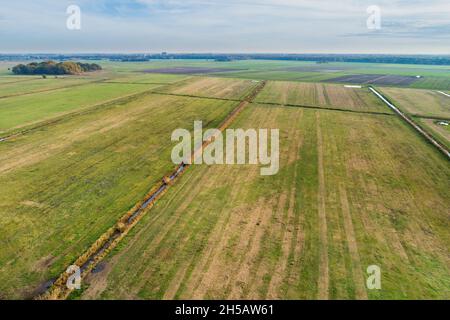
<box><xmin>0</xmin><ymin>77</ymin><xmax>103</xmax><ymax>99</ymax></box>
<box><xmin>0</xmin><ymin>82</ymin><xmax>160</xmax><ymax>136</ymax></box>
<box><xmin>0</xmin><ymin>77</ymin><xmax>246</xmax><ymax>298</ymax></box>
<box><xmin>378</xmin><ymin>87</ymin><xmax>450</xmax><ymax>148</ymax></box>
<box><xmin>0</xmin><ymin>61</ymin><xmax>449</xmax><ymax>300</ymax></box>
<box><xmin>155</xmin><ymin>77</ymin><xmax>261</xmax><ymax>100</ymax></box>
<box><xmin>80</xmin><ymin>104</ymin><xmax>450</xmax><ymax>300</ymax></box>
<box><xmin>254</xmin><ymin>81</ymin><xmax>390</xmax><ymax>114</ymax></box>
<box><xmin>104</xmin><ymin>73</ymin><xmax>190</xmax><ymax>84</ymax></box>
<box><xmin>379</xmin><ymin>87</ymin><xmax>450</xmax><ymax>119</ymax></box>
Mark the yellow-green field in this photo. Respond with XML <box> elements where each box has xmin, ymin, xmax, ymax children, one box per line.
<box><xmin>0</xmin><ymin>61</ymin><xmax>449</xmax><ymax>300</ymax></box>
<box><xmin>0</xmin><ymin>82</ymin><xmax>160</xmax><ymax>135</ymax></box>
<box><xmin>379</xmin><ymin>87</ymin><xmax>450</xmax><ymax>119</ymax></box>
<box><xmin>0</xmin><ymin>90</ymin><xmax>239</xmax><ymax>299</ymax></box>
<box><xmin>79</xmin><ymin>105</ymin><xmax>449</xmax><ymax>300</ymax></box>
<box><xmin>0</xmin><ymin>77</ymin><xmax>103</xmax><ymax>98</ymax></box>
<box><xmin>254</xmin><ymin>81</ymin><xmax>389</xmax><ymax>113</ymax></box>
<box><xmin>155</xmin><ymin>77</ymin><xmax>260</xmax><ymax>100</ymax></box>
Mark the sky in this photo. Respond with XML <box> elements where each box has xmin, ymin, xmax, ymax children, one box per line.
<box><xmin>1</xmin><ymin>0</ymin><xmax>449</xmax><ymax>54</ymax></box>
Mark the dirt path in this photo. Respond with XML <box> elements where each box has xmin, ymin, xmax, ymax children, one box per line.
<box><xmin>316</xmin><ymin>112</ymin><xmax>329</xmax><ymax>300</ymax></box>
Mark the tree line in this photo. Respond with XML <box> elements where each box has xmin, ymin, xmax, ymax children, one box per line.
<box><xmin>12</xmin><ymin>61</ymin><xmax>102</xmax><ymax>75</ymax></box>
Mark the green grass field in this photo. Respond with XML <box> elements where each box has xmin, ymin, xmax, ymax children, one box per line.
<box><xmin>254</xmin><ymin>81</ymin><xmax>389</xmax><ymax>113</ymax></box>
<box><xmin>0</xmin><ymin>77</ymin><xmax>102</xmax><ymax>98</ymax></box>
<box><xmin>104</xmin><ymin>73</ymin><xmax>191</xmax><ymax>84</ymax></box>
<box><xmin>80</xmin><ymin>104</ymin><xmax>449</xmax><ymax>300</ymax></box>
<box><xmin>0</xmin><ymin>60</ymin><xmax>448</xmax><ymax>300</ymax></box>
<box><xmin>417</xmin><ymin>118</ymin><xmax>450</xmax><ymax>149</ymax></box>
<box><xmin>0</xmin><ymin>91</ymin><xmax>239</xmax><ymax>299</ymax></box>
<box><xmin>0</xmin><ymin>82</ymin><xmax>161</xmax><ymax>135</ymax></box>
<box><xmin>155</xmin><ymin>77</ymin><xmax>260</xmax><ymax>100</ymax></box>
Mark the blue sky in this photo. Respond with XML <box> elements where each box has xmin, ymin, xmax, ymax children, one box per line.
<box><xmin>1</xmin><ymin>0</ymin><xmax>449</xmax><ymax>53</ymax></box>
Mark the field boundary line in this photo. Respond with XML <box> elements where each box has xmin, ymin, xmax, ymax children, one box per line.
<box><xmin>148</xmin><ymin>92</ymin><xmax>396</xmax><ymax>117</ymax></box>
<box><xmin>102</xmin><ymin>81</ymin><xmax>188</xmax><ymax>86</ymax></box>
<box><xmin>316</xmin><ymin>112</ymin><xmax>329</xmax><ymax>300</ymax></box>
<box><xmin>0</xmin><ymin>85</ymin><xmax>174</xmax><ymax>142</ymax></box>
<box><xmin>257</xmin><ymin>101</ymin><xmax>395</xmax><ymax>117</ymax></box>
<box><xmin>369</xmin><ymin>87</ymin><xmax>450</xmax><ymax>160</ymax></box>
<box><xmin>437</xmin><ymin>91</ymin><xmax>450</xmax><ymax>98</ymax></box>
<box><xmin>36</xmin><ymin>80</ymin><xmax>267</xmax><ymax>300</ymax></box>
<box><xmin>413</xmin><ymin>115</ymin><xmax>450</xmax><ymax>121</ymax></box>
<box><xmin>338</xmin><ymin>185</ymin><xmax>368</xmax><ymax>300</ymax></box>
<box><xmin>149</xmin><ymin>91</ymin><xmax>242</xmax><ymax>102</ymax></box>
<box><xmin>0</xmin><ymin>78</ymin><xmax>42</xmax><ymax>86</ymax></box>
<box><xmin>0</xmin><ymin>78</ymin><xmax>108</xmax><ymax>100</ymax></box>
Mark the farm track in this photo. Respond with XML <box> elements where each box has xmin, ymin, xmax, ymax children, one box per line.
<box><xmin>370</xmin><ymin>87</ymin><xmax>450</xmax><ymax>160</ymax></box>
<box><xmin>37</xmin><ymin>80</ymin><xmax>267</xmax><ymax>300</ymax></box>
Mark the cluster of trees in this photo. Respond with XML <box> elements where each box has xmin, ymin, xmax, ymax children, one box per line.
<box><xmin>12</xmin><ymin>61</ymin><xmax>102</xmax><ymax>75</ymax></box>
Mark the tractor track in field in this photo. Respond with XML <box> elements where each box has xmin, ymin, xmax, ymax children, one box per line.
<box><xmin>36</xmin><ymin>80</ymin><xmax>267</xmax><ymax>300</ymax></box>
<box><xmin>369</xmin><ymin>87</ymin><xmax>450</xmax><ymax>160</ymax></box>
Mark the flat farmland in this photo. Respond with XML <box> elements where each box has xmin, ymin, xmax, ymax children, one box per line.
<box><xmin>379</xmin><ymin>87</ymin><xmax>450</xmax><ymax>118</ymax></box>
<box><xmin>0</xmin><ymin>82</ymin><xmax>160</xmax><ymax>136</ymax></box>
<box><xmin>155</xmin><ymin>77</ymin><xmax>260</xmax><ymax>100</ymax></box>
<box><xmin>104</xmin><ymin>73</ymin><xmax>190</xmax><ymax>84</ymax></box>
<box><xmin>0</xmin><ymin>77</ymin><xmax>102</xmax><ymax>98</ymax></box>
<box><xmin>418</xmin><ymin>118</ymin><xmax>450</xmax><ymax>149</ymax></box>
<box><xmin>0</xmin><ymin>91</ymin><xmax>238</xmax><ymax>299</ymax></box>
<box><xmin>254</xmin><ymin>81</ymin><xmax>389</xmax><ymax>113</ymax></box>
<box><xmin>0</xmin><ymin>76</ymin><xmax>38</xmax><ymax>84</ymax></box>
<box><xmin>81</xmin><ymin>105</ymin><xmax>449</xmax><ymax>300</ymax></box>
